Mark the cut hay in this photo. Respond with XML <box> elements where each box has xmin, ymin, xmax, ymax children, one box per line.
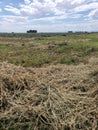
<box><xmin>0</xmin><ymin>60</ymin><xmax>98</xmax><ymax>130</ymax></box>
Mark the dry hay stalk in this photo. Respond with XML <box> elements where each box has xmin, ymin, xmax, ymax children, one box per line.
<box><xmin>0</xmin><ymin>61</ymin><xmax>98</xmax><ymax>130</ymax></box>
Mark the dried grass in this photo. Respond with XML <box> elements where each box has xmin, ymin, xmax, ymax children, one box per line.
<box><xmin>0</xmin><ymin>59</ymin><xmax>98</xmax><ymax>130</ymax></box>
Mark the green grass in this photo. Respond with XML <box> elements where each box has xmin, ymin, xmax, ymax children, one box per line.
<box><xmin>0</xmin><ymin>33</ymin><xmax>98</xmax><ymax>67</ymax></box>
<box><xmin>55</xmin><ymin>41</ymin><xmax>98</xmax><ymax>55</ymax></box>
<box><xmin>60</xmin><ymin>56</ymin><xmax>79</xmax><ymax>65</ymax></box>
<box><xmin>32</xmin><ymin>36</ymin><xmax>67</xmax><ymax>44</ymax></box>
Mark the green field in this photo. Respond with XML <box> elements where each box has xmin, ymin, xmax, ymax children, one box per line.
<box><xmin>0</xmin><ymin>33</ymin><xmax>98</xmax><ymax>67</ymax></box>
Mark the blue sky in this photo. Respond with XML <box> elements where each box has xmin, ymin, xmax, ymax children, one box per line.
<box><xmin>0</xmin><ymin>0</ymin><xmax>98</xmax><ymax>32</ymax></box>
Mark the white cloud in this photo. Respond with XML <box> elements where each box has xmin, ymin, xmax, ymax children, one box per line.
<box><xmin>74</xmin><ymin>2</ymin><xmax>98</xmax><ymax>12</ymax></box>
<box><xmin>56</xmin><ymin>0</ymin><xmax>87</xmax><ymax>12</ymax></box>
<box><xmin>3</xmin><ymin>0</ymin><xmax>98</xmax><ymax>19</ymax></box>
<box><xmin>24</xmin><ymin>0</ymin><xmax>31</xmax><ymax>4</ymax></box>
<box><xmin>0</xmin><ymin>8</ymin><xmax>2</xmax><ymax>12</ymax></box>
<box><xmin>88</xmin><ymin>9</ymin><xmax>98</xmax><ymax>19</ymax></box>
<box><xmin>33</xmin><ymin>13</ymin><xmax>82</xmax><ymax>23</ymax></box>
<box><xmin>1</xmin><ymin>0</ymin><xmax>98</xmax><ymax>32</ymax></box>
<box><xmin>71</xmin><ymin>0</ymin><xmax>86</xmax><ymax>5</ymax></box>
<box><xmin>4</xmin><ymin>5</ymin><xmax>20</xmax><ymax>15</ymax></box>
<box><xmin>0</xmin><ymin>15</ymin><xmax>98</xmax><ymax>32</ymax></box>
<box><xmin>0</xmin><ymin>15</ymin><xmax>28</xmax><ymax>24</ymax></box>
<box><xmin>19</xmin><ymin>0</ymin><xmax>57</xmax><ymax>18</ymax></box>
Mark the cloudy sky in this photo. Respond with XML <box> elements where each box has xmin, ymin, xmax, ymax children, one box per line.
<box><xmin>0</xmin><ymin>0</ymin><xmax>98</xmax><ymax>32</ymax></box>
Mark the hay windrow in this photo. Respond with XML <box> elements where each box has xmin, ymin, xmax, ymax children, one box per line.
<box><xmin>0</xmin><ymin>60</ymin><xmax>98</xmax><ymax>130</ymax></box>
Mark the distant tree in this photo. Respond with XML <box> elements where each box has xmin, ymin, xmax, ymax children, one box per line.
<box><xmin>68</xmin><ymin>31</ymin><xmax>73</xmax><ymax>33</ymax></box>
<box><xmin>27</xmin><ymin>30</ymin><xmax>37</xmax><ymax>33</ymax></box>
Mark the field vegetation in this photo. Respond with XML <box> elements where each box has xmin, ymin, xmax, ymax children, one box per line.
<box><xmin>0</xmin><ymin>32</ymin><xmax>98</xmax><ymax>130</ymax></box>
<box><xmin>0</xmin><ymin>33</ymin><xmax>98</xmax><ymax>67</ymax></box>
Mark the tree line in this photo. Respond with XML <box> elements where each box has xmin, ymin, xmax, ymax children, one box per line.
<box><xmin>27</xmin><ymin>30</ymin><xmax>37</xmax><ymax>33</ymax></box>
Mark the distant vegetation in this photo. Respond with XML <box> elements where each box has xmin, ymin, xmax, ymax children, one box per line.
<box><xmin>0</xmin><ymin>32</ymin><xmax>66</xmax><ymax>38</ymax></box>
<box><xmin>27</xmin><ymin>30</ymin><xmax>37</xmax><ymax>33</ymax></box>
<box><xmin>0</xmin><ymin>31</ymin><xmax>96</xmax><ymax>38</ymax></box>
<box><xmin>0</xmin><ymin>32</ymin><xmax>98</xmax><ymax>67</ymax></box>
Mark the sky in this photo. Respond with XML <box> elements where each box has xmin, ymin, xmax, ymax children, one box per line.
<box><xmin>0</xmin><ymin>0</ymin><xmax>98</xmax><ymax>32</ymax></box>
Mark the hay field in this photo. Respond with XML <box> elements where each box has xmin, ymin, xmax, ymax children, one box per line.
<box><xmin>0</xmin><ymin>33</ymin><xmax>98</xmax><ymax>130</ymax></box>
